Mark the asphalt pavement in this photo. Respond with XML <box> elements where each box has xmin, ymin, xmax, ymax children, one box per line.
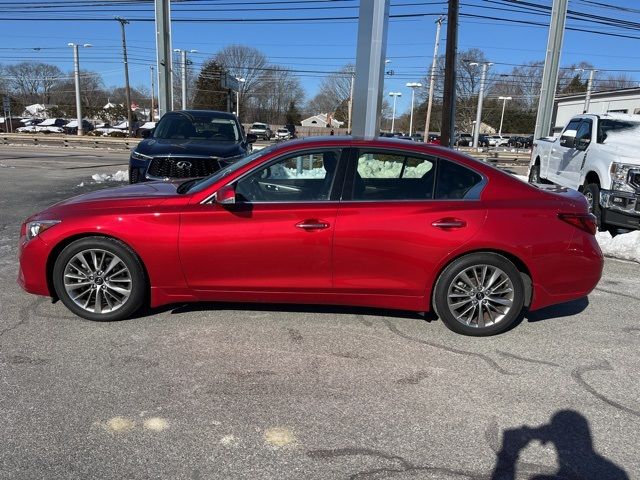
<box><xmin>0</xmin><ymin>146</ymin><xmax>638</xmax><ymax>480</ymax></box>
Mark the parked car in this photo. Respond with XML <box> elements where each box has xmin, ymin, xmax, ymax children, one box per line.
<box><xmin>488</xmin><ymin>135</ymin><xmax>509</xmax><ymax>147</ymax></box>
<box><xmin>275</xmin><ymin>128</ymin><xmax>291</xmax><ymax>140</ymax></box>
<box><xmin>34</xmin><ymin>118</ymin><xmax>67</xmax><ymax>134</ymax></box>
<box><xmin>427</xmin><ymin>133</ymin><xmax>441</xmax><ymax>145</ymax></box>
<box><xmin>128</xmin><ymin>110</ymin><xmax>256</xmax><ymax>183</ymax></box>
<box><xmin>136</xmin><ymin>121</ymin><xmax>156</xmax><ymax>138</ymax></box>
<box><xmin>248</xmin><ymin>122</ymin><xmax>272</xmax><ymax>140</ymax></box>
<box><xmin>63</xmin><ymin>119</ymin><xmax>94</xmax><ymax>135</ymax></box>
<box><xmin>529</xmin><ymin>113</ymin><xmax>640</xmax><ymax>232</ymax></box>
<box><xmin>411</xmin><ymin>133</ymin><xmax>424</xmax><ymax>142</ymax></box>
<box><xmin>478</xmin><ymin>134</ymin><xmax>490</xmax><ymax>147</ymax></box>
<box><xmin>455</xmin><ymin>133</ymin><xmax>473</xmax><ymax>146</ymax></box>
<box><xmin>16</xmin><ymin>118</ymin><xmax>44</xmax><ymax>133</ymax></box>
<box><xmin>19</xmin><ymin>137</ymin><xmax>602</xmax><ymax>336</ymax></box>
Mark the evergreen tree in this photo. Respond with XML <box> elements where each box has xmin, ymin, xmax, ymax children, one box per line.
<box><xmin>192</xmin><ymin>60</ymin><xmax>229</xmax><ymax>111</ymax></box>
<box><xmin>562</xmin><ymin>75</ymin><xmax>587</xmax><ymax>95</ymax></box>
<box><xmin>284</xmin><ymin>100</ymin><xmax>302</xmax><ymax>125</ymax></box>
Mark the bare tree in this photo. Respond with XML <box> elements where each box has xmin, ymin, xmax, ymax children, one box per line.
<box><xmin>596</xmin><ymin>73</ymin><xmax>637</xmax><ymax>92</ymax></box>
<box><xmin>304</xmin><ymin>64</ymin><xmax>352</xmax><ymax>118</ymax></box>
<box><xmin>214</xmin><ymin>45</ymin><xmax>268</xmax><ymax>115</ymax></box>
<box><xmin>251</xmin><ymin>66</ymin><xmax>304</xmax><ymax>124</ymax></box>
<box><xmin>5</xmin><ymin>62</ymin><xmax>64</xmax><ymax>106</ymax></box>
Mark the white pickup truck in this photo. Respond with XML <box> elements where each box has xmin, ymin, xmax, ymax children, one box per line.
<box><xmin>529</xmin><ymin>113</ymin><xmax>640</xmax><ymax>232</ymax></box>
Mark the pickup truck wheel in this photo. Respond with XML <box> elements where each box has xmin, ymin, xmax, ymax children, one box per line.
<box><xmin>528</xmin><ymin>164</ymin><xmax>541</xmax><ymax>183</ymax></box>
<box><xmin>583</xmin><ymin>183</ymin><xmax>603</xmax><ymax>229</ymax></box>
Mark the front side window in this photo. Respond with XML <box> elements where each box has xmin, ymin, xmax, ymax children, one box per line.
<box><xmin>353</xmin><ymin>152</ymin><xmax>435</xmax><ymax>200</ymax></box>
<box><xmin>236</xmin><ymin>149</ymin><xmax>342</xmax><ymax>202</ymax></box>
<box><xmin>575</xmin><ymin>120</ymin><xmax>592</xmax><ymax>142</ymax></box>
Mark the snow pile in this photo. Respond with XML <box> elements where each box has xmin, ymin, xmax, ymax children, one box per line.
<box><xmin>596</xmin><ymin>230</ymin><xmax>640</xmax><ymax>263</ymax></box>
<box><xmin>358</xmin><ymin>157</ymin><xmax>433</xmax><ymax>178</ymax></box>
<box><xmin>269</xmin><ymin>163</ymin><xmax>326</xmax><ymax>179</ymax></box>
<box><xmin>89</xmin><ymin>170</ymin><xmax>129</xmax><ymax>184</ymax></box>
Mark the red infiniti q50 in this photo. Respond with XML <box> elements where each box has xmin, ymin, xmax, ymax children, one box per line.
<box><xmin>18</xmin><ymin>137</ymin><xmax>603</xmax><ymax>336</ymax></box>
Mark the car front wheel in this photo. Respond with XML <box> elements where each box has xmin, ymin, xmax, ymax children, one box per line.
<box><xmin>433</xmin><ymin>253</ymin><xmax>525</xmax><ymax>336</ymax></box>
<box><xmin>53</xmin><ymin>236</ymin><xmax>146</xmax><ymax>321</ymax></box>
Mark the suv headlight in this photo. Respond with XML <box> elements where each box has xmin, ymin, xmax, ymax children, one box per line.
<box><xmin>131</xmin><ymin>150</ymin><xmax>152</xmax><ymax>161</ymax></box>
<box><xmin>610</xmin><ymin>162</ymin><xmax>638</xmax><ymax>193</ymax></box>
<box><xmin>25</xmin><ymin>220</ymin><xmax>61</xmax><ymax>241</ymax></box>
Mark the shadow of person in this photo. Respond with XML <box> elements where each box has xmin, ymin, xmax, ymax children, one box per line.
<box><xmin>491</xmin><ymin>410</ymin><xmax>629</xmax><ymax>480</ymax></box>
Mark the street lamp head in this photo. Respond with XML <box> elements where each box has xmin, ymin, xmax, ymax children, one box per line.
<box><xmin>67</xmin><ymin>43</ymin><xmax>74</xmax><ymax>47</ymax></box>
<box><xmin>406</xmin><ymin>82</ymin><xmax>422</xmax><ymax>88</ymax></box>
<box><xmin>189</xmin><ymin>49</ymin><xmax>198</xmax><ymax>53</ymax></box>
<box><xmin>83</xmin><ymin>44</ymin><xmax>92</xmax><ymax>48</ymax></box>
<box><xmin>173</xmin><ymin>48</ymin><xmax>181</xmax><ymax>53</ymax></box>
<box><xmin>468</xmin><ymin>62</ymin><xmax>479</xmax><ymax>66</ymax></box>
<box><xmin>498</xmin><ymin>96</ymin><xmax>512</xmax><ymax>100</ymax></box>
<box><xmin>236</xmin><ymin>77</ymin><xmax>246</xmax><ymax>83</ymax></box>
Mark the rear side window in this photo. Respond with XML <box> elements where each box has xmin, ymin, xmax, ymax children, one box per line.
<box><xmin>434</xmin><ymin>160</ymin><xmax>483</xmax><ymax>200</ymax></box>
<box><xmin>353</xmin><ymin>152</ymin><xmax>435</xmax><ymax>200</ymax></box>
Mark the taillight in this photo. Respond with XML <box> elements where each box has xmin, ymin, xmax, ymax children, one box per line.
<box><xmin>558</xmin><ymin>213</ymin><xmax>597</xmax><ymax>235</ymax></box>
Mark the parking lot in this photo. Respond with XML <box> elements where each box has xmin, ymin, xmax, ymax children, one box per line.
<box><xmin>0</xmin><ymin>146</ymin><xmax>638</xmax><ymax>479</ymax></box>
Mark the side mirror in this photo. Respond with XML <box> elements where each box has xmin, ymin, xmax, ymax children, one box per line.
<box><xmin>560</xmin><ymin>135</ymin><xmax>575</xmax><ymax>148</ymax></box>
<box><xmin>215</xmin><ymin>184</ymin><xmax>236</xmax><ymax>205</ymax></box>
<box><xmin>246</xmin><ymin>133</ymin><xmax>258</xmax><ymax>144</ymax></box>
<box><xmin>575</xmin><ymin>138</ymin><xmax>590</xmax><ymax>151</ymax></box>
<box><xmin>141</xmin><ymin>128</ymin><xmax>154</xmax><ymax>139</ymax></box>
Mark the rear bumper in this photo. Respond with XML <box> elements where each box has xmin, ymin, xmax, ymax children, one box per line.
<box><xmin>530</xmin><ymin>232</ymin><xmax>604</xmax><ymax>311</ymax></box>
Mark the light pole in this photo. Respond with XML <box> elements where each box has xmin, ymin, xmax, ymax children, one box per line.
<box><xmin>424</xmin><ymin>16</ymin><xmax>444</xmax><ymax>140</ymax></box>
<box><xmin>235</xmin><ymin>77</ymin><xmax>245</xmax><ymax>120</ymax></box>
<box><xmin>469</xmin><ymin>61</ymin><xmax>492</xmax><ymax>148</ymax></box>
<box><xmin>406</xmin><ymin>82</ymin><xmax>422</xmax><ymax>136</ymax></box>
<box><xmin>388</xmin><ymin>92</ymin><xmax>402</xmax><ymax>132</ymax></box>
<box><xmin>174</xmin><ymin>49</ymin><xmax>197</xmax><ymax>110</ymax></box>
<box><xmin>150</xmin><ymin>65</ymin><xmax>155</xmax><ymax>121</ymax></box>
<box><xmin>574</xmin><ymin>68</ymin><xmax>597</xmax><ymax>113</ymax></box>
<box><xmin>498</xmin><ymin>96</ymin><xmax>512</xmax><ymax>137</ymax></box>
<box><xmin>68</xmin><ymin>43</ymin><xmax>91</xmax><ymax>136</ymax></box>
<box><xmin>347</xmin><ymin>67</ymin><xmax>355</xmax><ymax>134</ymax></box>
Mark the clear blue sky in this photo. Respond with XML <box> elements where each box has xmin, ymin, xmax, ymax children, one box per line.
<box><xmin>1</xmin><ymin>0</ymin><xmax>640</xmax><ymax>114</ymax></box>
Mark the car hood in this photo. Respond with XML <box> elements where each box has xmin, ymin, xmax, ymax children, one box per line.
<box><xmin>43</xmin><ymin>182</ymin><xmax>180</xmax><ymax>215</ymax></box>
<box><xmin>135</xmin><ymin>138</ymin><xmax>245</xmax><ymax>158</ymax></box>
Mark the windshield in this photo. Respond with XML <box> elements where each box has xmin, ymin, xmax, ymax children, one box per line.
<box><xmin>185</xmin><ymin>145</ymin><xmax>278</xmax><ymax>194</ymax></box>
<box><xmin>154</xmin><ymin>112</ymin><xmax>240</xmax><ymax>142</ymax></box>
<box><xmin>251</xmin><ymin>124</ymin><xmax>266</xmax><ymax>129</ymax></box>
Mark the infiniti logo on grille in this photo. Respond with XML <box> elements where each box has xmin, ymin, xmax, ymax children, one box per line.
<box><xmin>175</xmin><ymin>161</ymin><xmax>192</xmax><ymax>169</ymax></box>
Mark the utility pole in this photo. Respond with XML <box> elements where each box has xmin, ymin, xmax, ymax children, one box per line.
<box><xmin>154</xmin><ymin>0</ymin><xmax>173</xmax><ymax>118</ymax></box>
<box><xmin>351</xmin><ymin>0</ymin><xmax>390</xmax><ymax>139</ymax></box>
<box><xmin>150</xmin><ymin>65</ymin><xmax>155</xmax><ymax>121</ymax></box>
<box><xmin>388</xmin><ymin>91</ymin><xmax>401</xmax><ymax>132</ymax></box>
<box><xmin>471</xmin><ymin>61</ymin><xmax>492</xmax><ymax>148</ymax></box>
<box><xmin>424</xmin><ymin>15</ymin><xmax>444</xmax><ymax>140</ymax></box>
<box><xmin>534</xmin><ymin>0</ymin><xmax>569</xmax><ymax>139</ymax></box>
<box><xmin>498</xmin><ymin>96</ymin><xmax>512</xmax><ymax>136</ymax></box>
<box><xmin>347</xmin><ymin>68</ymin><xmax>355</xmax><ymax>134</ymax></box>
<box><xmin>441</xmin><ymin>0</ymin><xmax>459</xmax><ymax>148</ymax></box>
<box><xmin>115</xmin><ymin>17</ymin><xmax>133</xmax><ymax>136</ymax></box>
<box><xmin>68</xmin><ymin>43</ymin><xmax>91</xmax><ymax>136</ymax></box>
<box><xmin>406</xmin><ymin>82</ymin><xmax>423</xmax><ymax>136</ymax></box>
<box><xmin>584</xmin><ymin>69</ymin><xmax>597</xmax><ymax>113</ymax></box>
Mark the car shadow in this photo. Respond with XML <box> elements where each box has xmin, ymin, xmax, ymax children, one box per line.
<box><xmin>524</xmin><ymin>297</ymin><xmax>589</xmax><ymax>323</ymax></box>
<box><xmin>490</xmin><ymin>410</ymin><xmax>629</xmax><ymax>480</ymax></box>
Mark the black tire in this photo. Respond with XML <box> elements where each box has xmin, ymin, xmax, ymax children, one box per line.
<box><xmin>433</xmin><ymin>253</ymin><xmax>525</xmax><ymax>336</ymax></box>
<box><xmin>528</xmin><ymin>163</ymin><xmax>541</xmax><ymax>183</ymax></box>
<box><xmin>583</xmin><ymin>183</ymin><xmax>603</xmax><ymax>230</ymax></box>
<box><xmin>52</xmin><ymin>236</ymin><xmax>146</xmax><ymax>321</ymax></box>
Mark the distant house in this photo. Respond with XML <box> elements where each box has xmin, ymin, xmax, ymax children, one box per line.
<box><xmin>301</xmin><ymin>113</ymin><xmax>344</xmax><ymax>128</ymax></box>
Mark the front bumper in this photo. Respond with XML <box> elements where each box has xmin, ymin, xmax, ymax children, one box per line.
<box><xmin>17</xmin><ymin>235</ymin><xmax>51</xmax><ymax>297</ymax></box>
<box><xmin>600</xmin><ymin>189</ymin><xmax>640</xmax><ymax>229</ymax></box>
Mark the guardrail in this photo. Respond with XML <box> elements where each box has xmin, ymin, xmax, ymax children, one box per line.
<box><xmin>1</xmin><ymin>133</ymin><xmax>137</xmax><ymax>150</ymax></box>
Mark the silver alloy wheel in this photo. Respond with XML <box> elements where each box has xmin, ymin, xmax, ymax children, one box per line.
<box><xmin>446</xmin><ymin>264</ymin><xmax>515</xmax><ymax>328</ymax></box>
<box><xmin>63</xmin><ymin>248</ymin><xmax>132</xmax><ymax>314</ymax></box>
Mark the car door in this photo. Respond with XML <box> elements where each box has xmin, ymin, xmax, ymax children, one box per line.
<box><xmin>332</xmin><ymin>148</ymin><xmax>487</xmax><ymax>302</ymax></box>
<box><xmin>547</xmin><ymin>119</ymin><xmax>581</xmax><ymax>185</ymax></box>
<box><xmin>179</xmin><ymin>147</ymin><xmax>347</xmax><ymax>293</ymax></box>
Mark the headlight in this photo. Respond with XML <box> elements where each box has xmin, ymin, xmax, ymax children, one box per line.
<box><xmin>610</xmin><ymin>162</ymin><xmax>638</xmax><ymax>193</ymax></box>
<box><xmin>131</xmin><ymin>150</ymin><xmax>152</xmax><ymax>161</ymax></box>
<box><xmin>25</xmin><ymin>220</ymin><xmax>61</xmax><ymax>241</ymax></box>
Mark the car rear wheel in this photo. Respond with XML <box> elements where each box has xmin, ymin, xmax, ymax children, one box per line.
<box><xmin>433</xmin><ymin>253</ymin><xmax>525</xmax><ymax>336</ymax></box>
<box><xmin>52</xmin><ymin>236</ymin><xmax>146</xmax><ymax>321</ymax></box>
<box><xmin>528</xmin><ymin>163</ymin><xmax>541</xmax><ymax>183</ymax></box>
<box><xmin>583</xmin><ymin>183</ymin><xmax>603</xmax><ymax>230</ymax></box>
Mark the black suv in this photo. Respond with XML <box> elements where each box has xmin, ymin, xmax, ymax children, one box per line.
<box><xmin>129</xmin><ymin>110</ymin><xmax>256</xmax><ymax>183</ymax></box>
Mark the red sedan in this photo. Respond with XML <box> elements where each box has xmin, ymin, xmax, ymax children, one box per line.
<box><xmin>18</xmin><ymin>137</ymin><xmax>603</xmax><ymax>336</ymax></box>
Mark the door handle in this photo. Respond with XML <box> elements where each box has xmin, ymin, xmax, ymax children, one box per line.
<box><xmin>432</xmin><ymin>218</ymin><xmax>466</xmax><ymax>229</ymax></box>
<box><xmin>296</xmin><ymin>219</ymin><xmax>330</xmax><ymax>230</ymax></box>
